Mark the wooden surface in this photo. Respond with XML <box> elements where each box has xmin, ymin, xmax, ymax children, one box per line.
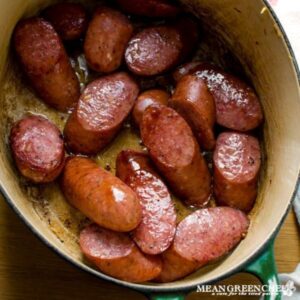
<box><xmin>0</xmin><ymin>194</ymin><xmax>299</xmax><ymax>300</ymax></box>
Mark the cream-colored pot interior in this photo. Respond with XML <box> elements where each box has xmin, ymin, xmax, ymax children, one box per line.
<box><xmin>0</xmin><ymin>0</ymin><xmax>299</xmax><ymax>292</ymax></box>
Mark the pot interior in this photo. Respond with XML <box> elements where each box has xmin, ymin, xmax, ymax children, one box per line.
<box><xmin>0</xmin><ymin>0</ymin><xmax>299</xmax><ymax>292</ymax></box>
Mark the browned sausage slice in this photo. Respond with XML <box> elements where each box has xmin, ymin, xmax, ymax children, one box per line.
<box><xmin>170</xmin><ymin>74</ymin><xmax>216</xmax><ymax>150</ymax></box>
<box><xmin>133</xmin><ymin>89</ymin><xmax>169</xmax><ymax>126</ymax></box>
<box><xmin>13</xmin><ymin>17</ymin><xmax>80</xmax><ymax>112</ymax></box>
<box><xmin>116</xmin><ymin>0</ymin><xmax>179</xmax><ymax>17</ymax></box>
<box><xmin>116</xmin><ymin>150</ymin><xmax>176</xmax><ymax>255</ymax></box>
<box><xmin>80</xmin><ymin>224</ymin><xmax>162</xmax><ymax>282</ymax></box>
<box><xmin>10</xmin><ymin>115</ymin><xmax>65</xmax><ymax>183</ymax></box>
<box><xmin>155</xmin><ymin>244</ymin><xmax>199</xmax><ymax>283</ymax></box>
<box><xmin>117</xmin><ymin>0</ymin><xmax>179</xmax><ymax>18</ymax></box>
<box><xmin>213</xmin><ymin>132</ymin><xmax>261</xmax><ymax>212</ymax></box>
<box><xmin>61</xmin><ymin>157</ymin><xmax>142</xmax><ymax>232</ymax></box>
<box><xmin>173</xmin><ymin>62</ymin><xmax>263</xmax><ymax>131</ymax></box>
<box><xmin>43</xmin><ymin>3</ymin><xmax>88</xmax><ymax>41</ymax></box>
<box><xmin>157</xmin><ymin>207</ymin><xmax>250</xmax><ymax>282</ymax></box>
<box><xmin>64</xmin><ymin>72</ymin><xmax>139</xmax><ymax>155</ymax></box>
<box><xmin>125</xmin><ymin>26</ymin><xmax>182</xmax><ymax>76</ymax></box>
<box><xmin>84</xmin><ymin>7</ymin><xmax>133</xmax><ymax>73</ymax></box>
<box><xmin>174</xmin><ymin>16</ymin><xmax>199</xmax><ymax>62</ymax></box>
<box><xmin>172</xmin><ymin>61</ymin><xmax>201</xmax><ymax>82</ymax></box>
<box><xmin>141</xmin><ymin>105</ymin><xmax>211</xmax><ymax>207</ymax></box>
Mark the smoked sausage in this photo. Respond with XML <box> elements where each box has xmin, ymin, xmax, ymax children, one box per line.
<box><xmin>172</xmin><ymin>61</ymin><xmax>201</xmax><ymax>82</ymax></box>
<box><xmin>43</xmin><ymin>3</ymin><xmax>88</xmax><ymax>41</ymax></box>
<box><xmin>125</xmin><ymin>26</ymin><xmax>183</xmax><ymax>76</ymax></box>
<box><xmin>84</xmin><ymin>7</ymin><xmax>133</xmax><ymax>73</ymax></box>
<box><xmin>116</xmin><ymin>150</ymin><xmax>176</xmax><ymax>255</ymax></box>
<box><xmin>13</xmin><ymin>17</ymin><xmax>80</xmax><ymax>112</ymax></box>
<box><xmin>61</xmin><ymin>157</ymin><xmax>142</xmax><ymax>232</ymax></box>
<box><xmin>10</xmin><ymin>115</ymin><xmax>65</xmax><ymax>183</ymax></box>
<box><xmin>64</xmin><ymin>72</ymin><xmax>139</xmax><ymax>155</ymax></box>
<box><xmin>141</xmin><ymin>105</ymin><xmax>211</xmax><ymax>207</ymax></box>
<box><xmin>157</xmin><ymin>207</ymin><xmax>249</xmax><ymax>282</ymax></box>
<box><xmin>213</xmin><ymin>132</ymin><xmax>261</xmax><ymax>212</ymax></box>
<box><xmin>132</xmin><ymin>89</ymin><xmax>169</xmax><ymax>126</ymax></box>
<box><xmin>170</xmin><ymin>74</ymin><xmax>216</xmax><ymax>150</ymax></box>
<box><xmin>116</xmin><ymin>0</ymin><xmax>179</xmax><ymax>18</ymax></box>
<box><xmin>174</xmin><ymin>16</ymin><xmax>199</xmax><ymax>62</ymax></box>
<box><xmin>80</xmin><ymin>224</ymin><xmax>162</xmax><ymax>282</ymax></box>
<box><xmin>172</xmin><ymin>62</ymin><xmax>263</xmax><ymax>131</ymax></box>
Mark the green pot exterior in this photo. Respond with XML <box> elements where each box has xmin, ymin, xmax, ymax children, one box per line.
<box><xmin>245</xmin><ymin>240</ymin><xmax>281</xmax><ymax>300</ymax></box>
<box><xmin>150</xmin><ymin>240</ymin><xmax>281</xmax><ymax>300</ymax></box>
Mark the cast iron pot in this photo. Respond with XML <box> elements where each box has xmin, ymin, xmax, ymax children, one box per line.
<box><xmin>0</xmin><ymin>0</ymin><xmax>299</xmax><ymax>299</ymax></box>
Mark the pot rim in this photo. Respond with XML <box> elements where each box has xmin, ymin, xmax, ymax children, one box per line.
<box><xmin>1</xmin><ymin>0</ymin><xmax>299</xmax><ymax>295</ymax></box>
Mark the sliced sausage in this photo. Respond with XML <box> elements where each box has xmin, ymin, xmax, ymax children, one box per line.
<box><xmin>84</xmin><ymin>7</ymin><xmax>133</xmax><ymax>73</ymax></box>
<box><xmin>125</xmin><ymin>26</ymin><xmax>183</xmax><ymax>76</ymax></box>
<box><xmin>13</xmin><ymin>17</ymin><xmax>80</xmax><ymax>112</ymax></box>
<box><xmin>133</xmin><ymin>89</ymin><xmax>169</xmax><ymax>126</ymax></box>
<box><xmin>61</xmin><ymin>157</ymin><xmax>142</xmax><ymax>232</ymax></box>
<box><xmin>10</xmin><ymin>115</ymin><xmax>65</xmax><ymax>183</ymax></box>
<box><xmin>141</xmin><ymin>105</ymin><xmax>211</xmax><ymax>207</ymax></box>
<box><xmin>157</xmin><ymin>207</ymin><xmax>250</xmax><ymax>282</ymax></box>
<box><xmin>173</xmin><ymin>61</ymin><xmax>201</xmax><ymax>82</ymax></box>
<box><xmin>64</xmin><ymin>72</ymin><xmax>139</xmax><ymax>155</ymax></box>
<box><xmin>80</xmin><ymin>224</ymin><xmax>162</xmax><ymax>282</ymax></box>
<box><xmin>174</xmin><ymin>16</ymin><xmax>199</xmax><ymax>62</ymax></box>
<box><xmin>213</xmin><ymin>132</ymin><xmax>261</xmax><ymax>212</ymax></box>
<box><xmin>155</xmin><ymin>243</ymin><xmax>199</xmax><ymax>283</ymax></box>
<box><xmin>116</xmin><ymin>0</ymin><xmax>179</xmax><ymax>17</ymax></box>
<box><xmin>173</xmin><ymin>62</ymin><xmax>263</xmax><ymax>131</ymax></box>
<box><xmin>116</xmin><ymin>150</ymin><xmax>176</xmax><ymax>255</ymax></box>
<box><xmin>170</xmin><ymin>74</ymin><xmax>216</xmax><ymax>150</ymax></box>
<box><xmin>43</xmin><ymin>3</ymin><xmax>87</xmax><ymax>41</ymax></box>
